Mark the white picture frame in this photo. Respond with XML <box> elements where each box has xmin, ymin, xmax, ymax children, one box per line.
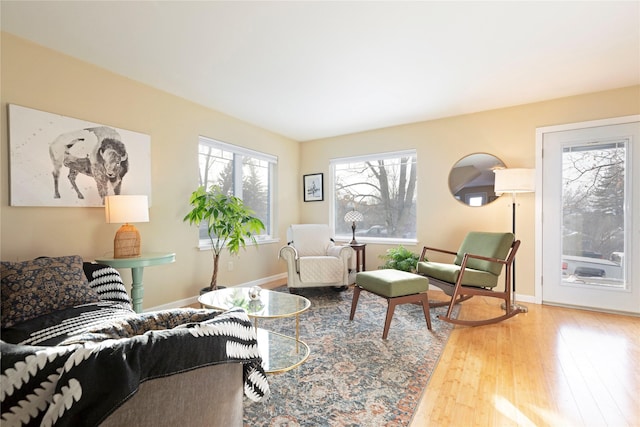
<box><xmin>8</xmin><ymin>104</ymin><xmax>151</xmax><ymax>207</ymax></box>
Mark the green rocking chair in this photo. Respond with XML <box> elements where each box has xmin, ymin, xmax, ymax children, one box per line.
<box><xmin>416</xmin><ymin>231</ymin><xmax>522</xmax><ymax>326</ymax></box>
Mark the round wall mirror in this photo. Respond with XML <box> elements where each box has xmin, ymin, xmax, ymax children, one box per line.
<box><xmin>448</xmin><ymin>153</ymin><xmax>505</xmax><ymax>207</ymax></box>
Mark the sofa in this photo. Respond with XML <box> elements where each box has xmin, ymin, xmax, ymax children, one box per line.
<box><xmin>1</xmin><ymin>255</ymin><xmax>269</xmax><ymax>427</ymax></box>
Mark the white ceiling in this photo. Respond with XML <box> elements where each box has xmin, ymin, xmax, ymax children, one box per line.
<box><xmin>1</xmin><ymin>1</ymin><xmax>638</xmax><ymax>141</ymax></box>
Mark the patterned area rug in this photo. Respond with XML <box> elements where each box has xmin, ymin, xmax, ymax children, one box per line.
<box><xmin>243</xmin><ymin>286</ymin><xmax>458</xmax><ymax>426</ymax></box>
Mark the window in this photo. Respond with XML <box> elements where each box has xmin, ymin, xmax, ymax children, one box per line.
<box><xmin>562</xmin><ymin>140</ymin><xmax>627</xmax><ymax>287</ymax></box>
<box><xmin>331</xmin><ymin>150</ymin><xmax>417</xmax><ymax>242</ymax></box>
<box><xmin>465</xmin><ymin>192</ymin><xmax>487</xmax><ymax>207</ymax></box>
<box><xmin>197</xmin><ymin>136</ymin><xmax>277</xmax><ymax>245</ymax></box>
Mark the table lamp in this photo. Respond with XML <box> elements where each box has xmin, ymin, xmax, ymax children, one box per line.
<box><xmin>344</xmin><ymin>209</ymin><xmax>364</xmax><ymax>244</ymax></box>
<box><xmin>494</xmin><ymin>168</ymin><xmax>535</xmax><ymax>312</ymax></box>
<box><xmin>105</xmin><ymin>195</ymin><xmax>149</xmax><ymax>258</ymax></box>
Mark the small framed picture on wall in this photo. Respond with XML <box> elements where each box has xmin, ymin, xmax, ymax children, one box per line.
<box><xmin>303</xmin><ymin>173</ymin><xmax>323</xmax><ymax>202</ymax></box>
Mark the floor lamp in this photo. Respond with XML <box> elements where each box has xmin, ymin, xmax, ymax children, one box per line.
<box><xmin>494</xmin><ymin>168</ymin><xmax>535</xmax><ymax>313</ymax></box>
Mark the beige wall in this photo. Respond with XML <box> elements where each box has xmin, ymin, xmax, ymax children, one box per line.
<box><xmin>0</xmin><ymin>33</ymin><xmax>300</xmax><ymax>309</ymax></box>
<box><xmin>301</xmin><ymin>86</ymin><xmax>640</xmax><ymax>298</ymax></box>
<box><xmin>2</xmin><ymin>32</ymin><xmax>638</xmax><ymax>306</ymax></box>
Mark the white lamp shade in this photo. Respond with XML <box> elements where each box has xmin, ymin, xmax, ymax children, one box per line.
<box><xmin>105</xmin><ymin>195</ymin><xmax>149</xmax><ymax>224</ymax></box>
<box><xmin>344</xmin><ymin>210</ymin><xmax>364</xmax><ymax>222</ymax></box>
<box><xmin>494</xmin><ymin>168</ymin><xmax>535</xmax><ymax>194</ymax></box>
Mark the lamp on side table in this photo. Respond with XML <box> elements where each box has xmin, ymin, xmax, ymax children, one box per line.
<box><xmin>344</xmin><ymin>209</ymin><xmax>364</xmax><ymax>244</ymax></box>
<box><xmin>105</xmin><ymin>195</ymin><xmax>149</xmax><ymax>258</ymax></box>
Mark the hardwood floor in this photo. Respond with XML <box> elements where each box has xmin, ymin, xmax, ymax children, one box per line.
<box><xmin>411</xmin><ymin>292</ymin><xmax>640</xmax><ymax>427</ymax></box>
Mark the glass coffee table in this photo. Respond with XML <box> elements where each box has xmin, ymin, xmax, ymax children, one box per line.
<box><xmin>198</xmin><ymin>287</ymin><xmax>311</xmax><ymax>374</ymax></box>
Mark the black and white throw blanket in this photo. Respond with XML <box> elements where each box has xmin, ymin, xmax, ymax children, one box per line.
<box><xmin>1</xmin><ymin>302</ymin><xmax>138</xmax><ymax>347</ymax></box>
<box><xmin>1</xmin><ymin>308</ymin><xmax>270</xmax><ymax>427</ymax></box>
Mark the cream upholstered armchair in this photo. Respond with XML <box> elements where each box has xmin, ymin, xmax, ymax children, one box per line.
<box><xmin>279</xmin><ymin>224</ymin><xmax>354</xmax><ymax>291</ymax></box>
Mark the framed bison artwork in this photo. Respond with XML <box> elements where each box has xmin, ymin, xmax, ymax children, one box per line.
<box><xmin>8</xmin><ymin>104</ymin><xmax>151</xmax><ymax>207</ymax></box>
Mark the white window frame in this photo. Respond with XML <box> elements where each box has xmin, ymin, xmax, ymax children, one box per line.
<box><xmin>330</xmin><ymin>149</ymin><xmax>418</xmax><ymax>245</ymax></box>
<box><xmin>197</xmin><ymin>136</ymin><xmax>278</xmax><ymax>249</ymax></box>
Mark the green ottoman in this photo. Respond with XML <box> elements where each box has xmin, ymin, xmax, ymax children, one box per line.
<box><xmin>350</xmin><ymin>269</ymin><xmax>431</xmax><ymax>339</ymax></box>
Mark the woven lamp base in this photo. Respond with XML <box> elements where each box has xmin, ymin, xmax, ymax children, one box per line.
<box><xmin>114</xmin><ymin>223</ymin><xmax>141</xmax><ymax>258</ymax></box>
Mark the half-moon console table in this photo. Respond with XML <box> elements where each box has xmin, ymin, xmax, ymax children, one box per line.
<box><xmin>95</xmin><ymin>252</ymin><xmax>176</xmax><ymax>313</ymax></box>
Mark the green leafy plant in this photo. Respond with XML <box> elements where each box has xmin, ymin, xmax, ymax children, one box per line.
<box><xmin>184</xmin><ymin>185</ymin><xmax>265</xmax><ymax>291</ymax></box>
<box><xmin>378</xmin><ymin>245</ymin><xmax>422</xmax><ymax>273</ymax></box>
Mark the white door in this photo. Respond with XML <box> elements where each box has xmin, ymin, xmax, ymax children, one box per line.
<box><xmin>538</xmin><ymin>117</ymin><xmax>640</xmax><ymax>314</ymax></box>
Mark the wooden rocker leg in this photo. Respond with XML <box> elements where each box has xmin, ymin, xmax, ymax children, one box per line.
<box><xmin>421</xmin><ymin>277</ymin><xmax>473</xmax><ymax>308</ymax></box>
<box><xmin>428</xmin><ymin>293</ymin><xmax>473</xmax><ymax>308</ymax></box>
<box><xmin>437</xmin><ymin>276</ymin><xmax>472</xmax><ymax>324</ymax></box>
<box><xmin>438</xmin><ymin>305</ymin><xmax>523</xmax><ymax>327</ymax></box>
<box><xmin>437</xmin><ymin>285</ymin><xmax>524</xmax><ymax>327</ymax></box>
<box><xmin>443</xmin><ymin>280</ymin><xmax>463</xmax><ymax>320</ymax></box>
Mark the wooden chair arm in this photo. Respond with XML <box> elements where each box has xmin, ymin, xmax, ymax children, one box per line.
<box><xmin>421</xmin><ymin>240</ymin><xmax>520</xmax><ymax>273</ymax></box>
<box><xmin>420</xmin><ymin>246</ymin><xmax>458</xmax><ymax>261</ymax></box>
<box><xmin>462</xmin><ymin>252</ymin><xmax>508</xmax><ymax>265</ymax></box>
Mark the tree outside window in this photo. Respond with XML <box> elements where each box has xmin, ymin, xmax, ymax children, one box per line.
<box><xmin>332</xmin><ymin>150</ymin><xmax>417</xmax><ymax>241</ymax></box>
<box><xmin>198</xmin><ymin>137</ymin><xmax>275</xmax><ymax>242</ymax></box>
<box><xmin>562</xmin><ymin>141</ymin><xmax>626</xmax><ymax>266</ymax></box>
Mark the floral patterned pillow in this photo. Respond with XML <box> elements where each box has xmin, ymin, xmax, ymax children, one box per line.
<box><xmin>1</xmin><ymin>255</ymin><xmax>101</xmax><ymax>328</ymax></box>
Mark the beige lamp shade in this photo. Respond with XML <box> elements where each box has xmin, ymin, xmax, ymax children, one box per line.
<box><xmin>105</xmin><ymin>195</ymin><xmax>149</xmax><ymax>258</ymax></box>
<box><xmin>105</xmin><ymin>195</ymin><xmax>150</xmax><ymax>223</ymax></box>
<box><xmin>494</xmin><ymin>168</ymin><xmax>535</xmax><ymax>195</ymax></box>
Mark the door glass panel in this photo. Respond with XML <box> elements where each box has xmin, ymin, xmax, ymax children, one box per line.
<box><xmin>562</xmin><ymin>140</ymin><xmax>627</xmax><ymax>289</ymax></box>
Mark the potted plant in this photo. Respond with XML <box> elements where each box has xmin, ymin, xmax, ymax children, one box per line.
<box><xmin>378</xmin><ymin>245</ymin><xmax>421</xmax><ymax>273</ymax></box>
<box><xmin>183</xmin><ymin>185</ymin><xmax>265</xmax><ymax>292</ymax></box>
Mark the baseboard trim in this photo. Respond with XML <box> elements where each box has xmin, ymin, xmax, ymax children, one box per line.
<box><xmin>145</xmin><ymin>272</ymin><xmax>288</xmax><ymax>312</ymax></box>
<box><xmin>148</xmin><ymin>275</ymin><xmax>538</xmax><ymax>312</ymax></box>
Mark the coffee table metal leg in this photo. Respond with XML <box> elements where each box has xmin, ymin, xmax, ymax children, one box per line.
<box><xmin>295</xmin><ymin>314</ymin><xmax>300</xmax><ymax>353</ymax></box>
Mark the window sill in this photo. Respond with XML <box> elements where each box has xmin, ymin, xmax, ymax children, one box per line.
<box><xmin>335</xmin><ymin>236</ymin><xmax>419</xmax><ymax>247</ymax></box>
<box><xmin>197</xmin><ymin>237</ymin><xmax>280</xmax><ymax>251</ymax></box>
